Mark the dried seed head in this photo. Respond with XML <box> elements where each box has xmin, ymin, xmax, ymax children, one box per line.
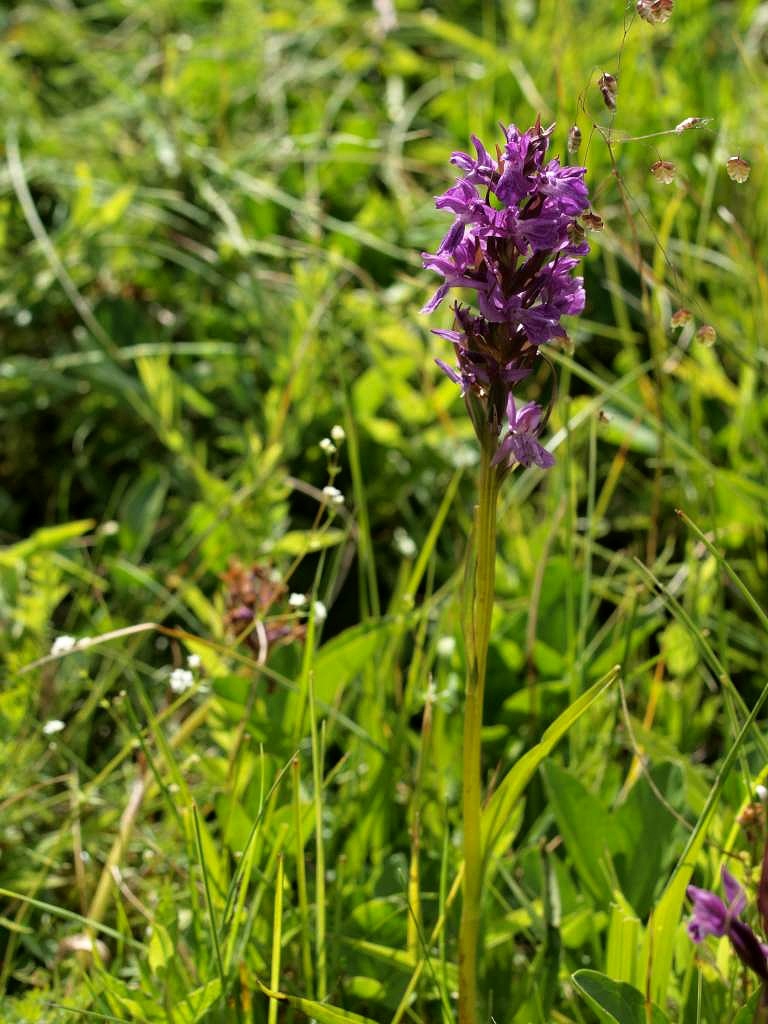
<box><xmin>670</xmin><ymin>308</ymin><xmax>693</xmax><ymax>329</ymax></box>
<box><xmin>599</xmin><ymin>72</ymin><xmax>618</xmax><ymax>111</ymax></box>
<box><xmin>726</xmin><ymin>155</ymin><xmax>751</xmax><ymax>183</ymax></box>
<box><xmin>567</xmin><ymin>124</ymin><xmax>582</xmax><ymax>154</ymax></box>
<box><xmin>637</xmin><ymin>0</ymin><xmax>674</xmax><ymax>24</ymax></box>
<box><xmin>650</xmin><ymin>159</ymin><xmax>676</xmax><ymax>184</ymax></box>
<box><xmin>695</xmin><ymin>324</ymin><xmax>717</xmax><ymax>346</ymax></box>
<box><xmin>567</xmin><ymin>221</ymin><xmax>587</xmax><ymax>247</ymax></box>
<box><xmin>581</xmin><ymin>210</ymin><xmax>604</xmax><ymax>231</ymax></box>
<box><xmin>674</xmin><ymin>116</ymin><xmax>708</xmax><ymax>134</ymax></box>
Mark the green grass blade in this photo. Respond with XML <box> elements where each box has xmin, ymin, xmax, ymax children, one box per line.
<box><xmin>482</xmin><ymin>666</ymin><xmax>620</xmax><ymax>866</ymax></box>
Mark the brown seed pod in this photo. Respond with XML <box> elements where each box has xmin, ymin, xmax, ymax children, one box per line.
<box><xmin>581</xmin><ymin>211</ymin><xmax>604</xmax><ymax>231</ymax></box>
<box><xmin>637</xmin><ymin>0</ymin><xmax>674</xmax><ymax>24</ymax></box>
<box><xmin>670</xmin><ymin>309</ymin><xmax>693</xmax><ymax>329</ymax></box>
<box><xmin>599</xmin><ymin>72</ymin><xmax>618</xmax><ymax>111</ymax></box>
<box><xmin>567</xmin><ymin>124</ymin><xmax>582</xmax><ymax>154</ymax></box>
<box><xmin>567</xmin><ymin>222</ymin><xmax>586</xmax><ymax>247</ymax></box>
<box><xmin>674</xmin><ymin>116</ymin><xmax>709</xmax><ymax>133</ymax></box>
<box><xmin>726</xmin><ymin>155</ymin><xmax>751</xmax><ymax>183</ymax></box>
<box><xmin>650</xmin><ymin>159</ymin><xmax>676</xmax><ymax>184</ymax></box>
<box><xmin>695</xmin><ymin>324</ymin><xmax>717</xmax><ymax>346</ymax></box>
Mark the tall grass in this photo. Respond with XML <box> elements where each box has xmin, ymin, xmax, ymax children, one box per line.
<box><xmin>2</xmin><ymin>1</ymin><xmax>768</xmax><ymax>1021</ymax></box>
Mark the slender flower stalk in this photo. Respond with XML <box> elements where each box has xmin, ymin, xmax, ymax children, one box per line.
<box><xmin>459</xmin><ymin>442</ymin><xmax>498</xmax><ymax>1024</ymax></box>
<box><xmin>421</xmin><ymin>120</ymin><xmax>590</xmax><ymax>1023</ymax></box>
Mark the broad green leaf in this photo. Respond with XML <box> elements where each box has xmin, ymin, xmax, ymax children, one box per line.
<box><xmin>542</xmin><ymin>761</ymin><xmax>628</xmax><ymax>904</ymax></box>
<box><xmin>0</xmin><ymin>519</ymin><xmax>95</xmax><ymax>565</ymax></box>
<box><xmin>312</xmin><ymin>620</ymin><xmax>393</xmax><ymax>704</ymax></box>
<box><xmin>93</xmin><ymin>184</ymin><xmax>135</xmax><ymax>228</ymax></box>
<box><xmin>258</xmin><ymin>982</ymin><xmax>379</xmax><ymax>1024</ymax></box>
<box><xmin>147</xmin><ymin>923</ymin><xmax>174</xmax><ymax>973</ymax></box>
<box><xmin>614</xmin><ymin>764</ymin><xmax>681</xmax><ymax>917</ymax></box>
<box><xmin>271</xmin><ymin>528</ymin><xmax>346</xmax><ymax>555</ymax></box>
<box><xmin>117</xmin><ymin>469</ymin><xmax>169</xmax><ymax>560</ymax></box>
<box><xmin>482</xmin><ymin>666</ymin><xmax>619</xmax><ymax>865</ymax></box>
<box><xmin>343</xmin><ymin>976</ymin><xmax>387</xmax><ymax>1002</ymax></box>
<box><xmin>175</xmin><ymin>979</ymin><xmax>222</xmax><ymax>1024</ymax></box>
<box><xmin>605</xmin><ymin>892</ymin><xmax>644</xmax><ymax>990</ymax></box>
<box><xmin>572</xmin><ymin>970</ymin><xmax>669</xmax><ymax>1024</ymax></box>
<box><xmin>659</xmin><ymin>621</ymin><xmax>698</xmax><ymax>676</ymax></box>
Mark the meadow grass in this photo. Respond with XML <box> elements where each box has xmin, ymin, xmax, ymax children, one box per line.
<box><xmin>2</xmin><ymin>1</ymin><xmax>768</xmax><ymax>1021</ymax></box>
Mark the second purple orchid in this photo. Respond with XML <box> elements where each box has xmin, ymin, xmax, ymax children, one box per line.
<box><xmin>422</xmin><ymin>119</ymin><xmax>591</xmax><ymax>470</ymax></box>
<box><xmin>688</xmin><ymin>867</ymin><xmax>768</xmax><ymax>982</ymax></box>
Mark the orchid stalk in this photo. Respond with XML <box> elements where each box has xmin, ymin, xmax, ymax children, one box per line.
<box><xmin>421</xmin><ymin>119</ymin><xmax>591</xmax><ymax>1023</ymax></box>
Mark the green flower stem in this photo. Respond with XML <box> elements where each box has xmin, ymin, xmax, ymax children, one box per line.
<box><xmin>459</xmin><ymin>445</ymin><xmax>499</xmax><ymax>1024</ymax></box>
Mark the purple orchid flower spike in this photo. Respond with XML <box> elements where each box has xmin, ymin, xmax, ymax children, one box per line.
<box><xmin>422</xmin><ymin>120</ymin><xmax>591</xmax><ymax>471</ymax></box>
<box><xmin>687</xmin><ymin>867</ymin><xmax>768</xmax><ymax>981</ymax></box>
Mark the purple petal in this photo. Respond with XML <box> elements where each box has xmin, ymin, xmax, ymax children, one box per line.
<box><xmin>420</xmin><ymin>284</ymin><xmax>449</xmax><ymax>314</ymax></box>
<box><xmin>514</xmin><ymin>401</ymin><xmax>544</xmax><ymax>434</ymax></box>
<box><xmin>434</xmin><ymin>358</ymin><xmax>461</xmax><ymax>385</ymax></box>
<box><xmin>437</xmin><ymin>220</ymin><xmax>466</xmax><ymax>255</ymax></box>
<box><xmin>431</xmin><ymin>328</ymin><xmax>462</xmax><ymax>343</ymax></box>
<box><xmin>722</xmin><ymin>867</ymin><xmax>747</xmax><ymax>916</ymax></box>
<box><xmin>502</xmin><ymin>432</ymin><xmax>554</xmax><ymax>469</ymax></box>
<box><xmin>686</xmin><ymin>884</ymin><xmax>728</xmax><ymax>940</ymax></box>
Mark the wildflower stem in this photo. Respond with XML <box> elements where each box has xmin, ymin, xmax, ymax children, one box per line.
<box><xmin>459</xmin><ymin>444</ymin><xmax>499</xmax><ymax>1024</ymax></box>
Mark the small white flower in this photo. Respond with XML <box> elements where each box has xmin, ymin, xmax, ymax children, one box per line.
<box><xmin>330</xmin><ymin>424</ymin><xmax>346</xmax><ymax>444</ymax></box>
<box><xmin>43</xmin><ymin>719</ymin><xmax>66</xmax><ymax>736</ymax></box>
<box><xmin>756</xmin><ymin>784</ymin><xmax>768</xmax><ymax>803</ymax></box>
<box><xmin>393</xmin><ymin>527</ymin><xmax>417</xmax><ymax>559</ymax></box>
<box><xmin>436</xmin><ymin>635</ymin><xmax>456</xmax><ymax>659</ymax></box>
<box><xmin>169</xmin><ymin>668</ymin><xmax>194</xmax><ymax>694</ymax></box>
<box><xmin>322</xmin><ymin>485</ymin><xmax>344</xmax><ymax>506</ymax></box>
<box><xmin>289</xmin><ymin>592</ymin><xmax>307</xmax><ymax>608</ymax></box>
<box><xmin>313</xmin><ymin>601</ymin><xmax>328</xmax><ymax>623</ymax></box>
<box><xmin>187</xmin><ymin>654</ymin><xmax>201</xmax><ymax>669</ymax></box>
<box><xmin>319</xmin><ymin>437</ymin><xmax>336</xmax><ymax>454</ymax></box>
<box><xmin>51</xmin><ymin>635</ymin><xmax>77</xmax><ymax>656</ymax></box>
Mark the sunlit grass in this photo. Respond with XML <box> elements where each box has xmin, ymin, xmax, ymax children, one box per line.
<box><xmin>1</xmin><ymin>1</ymin><xmax>768</xmax><ymax>1021</ymax></box>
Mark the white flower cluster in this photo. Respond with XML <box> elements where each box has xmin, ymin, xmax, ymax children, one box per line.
<box><xmin>322</xmin><ymin>485</ymin><xmax>344</xmax><ymax>506</ymax></box>
<box><xmin>50</xmin><ymin>635</ymin><xmax>93</xmax><ymax>656</ymax></box>
<box><xmin>51</xmin><ymin>635</ymin><xmax>77</xmax><ymax>655</ymax></box>
<box><xmin>319</xmin><ymin>424</ymin><xmax>346</xmax><ymax>455</ymax></box>
<box><xmin>169</xmin><ymin>668</ymin><xmax>194</xmax><ymax>694</ymax></box>
<box><xmin>168</xmin><ymin>652</ymin><xmax>204</xmax><ymax>694</ymax></box>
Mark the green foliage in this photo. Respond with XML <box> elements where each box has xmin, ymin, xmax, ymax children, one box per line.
<box><xmin>2</xmin><ymin>0</ymin><xmax>768</xmax><ymax>1022</ymax></box>
<box><xmin>573</xmin><ymin>970</ymin><xmax>670</xmax><ymax>1024</ymax></box>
